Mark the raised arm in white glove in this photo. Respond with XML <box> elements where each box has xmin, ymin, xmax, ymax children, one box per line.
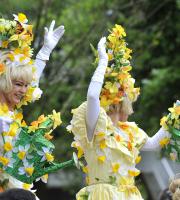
<box><xmin>34</xmin><ymin>20</ymin><xmax>65</xmax><ymax>83</ymax></box>
<box><xmin>36</xmin><ymin>20</ymin><xmax>65</xmax><ymax>61</ymax></box>
<box><xmin>91</xmin><ymin>37</ymin><xmax>108</xmax><ymax>83</ymax></box>
<box><xmin>0</xmin><ymin>116</ymin><xmax>13</xmax><ymax>133</ymax></box>
<box><xmin>86</xmin><ymin>37</ymin><xmax>108</xmax><ymax>141</ymax></box>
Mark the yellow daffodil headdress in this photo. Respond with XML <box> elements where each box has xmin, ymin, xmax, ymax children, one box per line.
<box><xmin>0</xmin><ymin>13</ymin><xmax>33</xmax><ymax>74</ymax></box>
<box><xmin>160</xmin><ymin>100</ymin><xmax>180</xmax><ymax>162</ymax></box>
<box><xmin>93</xmin><ymin>24</ymin><xmax>140</xmax><ymax>110</ymax></box>
<box><xmin>0</xmin><ymin>13</ymin><xmax>42</xmax><ymax>108</ymax></box>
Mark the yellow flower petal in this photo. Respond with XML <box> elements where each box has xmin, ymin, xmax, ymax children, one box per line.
<box><xmin>25</xmin><ymin>167</ymin><xmax>34</xmax><ymax>176</ymax></box>
<box><xmin>23</xmin><ymin>183</ymin><xmax>31</xmax><ymax>190</ymax></box>
<box><xmin>99</xmin><ymin>140</ymin><xmax>107</xmax><ymax>149</ymax></box>
<box><xmin>51</xmin><ymin>110</ymin><xmax>62</xmax><ymax>129</ymax></box>
<box><xmin>112</xmin><ymin>163</ymin><xmax>120</xmax><ymax>173</ymax></box>
<box><xmin>128</xmin><ymin>170</ymin><xmax>140</xmax><ymax>177</ymax></box>
<box><xmin>45</xmin><ymin>153</ymin><xmax>54</xmax><ymax>162</ymax></box>
<box><xmin>82</xmin><ymin>166</ymin><xmax>88</xmax><ymax>174</ymax></box>
<box><xmin>135</xmin><ymin>156</ymin><xmax>141</xmax><ymax>164</ymax></box>
<box><xmin>3</xmin><ymin>142</ymin><xmax>13</xmax><ymax>152</ymax></box>
<box><xmin>18</xmin><ymin>13</ymin><xmax>28</xmax><ymax>23</ymax></box>
<box><xmin>0</xmin><ymin>156</ymin><xmax>9</xmax><ymax>166</ymax></box>
<box><xmin>170</xmin><ymin>153</ymin><xmax>177</xmax><ymax>161</ymax></box>
<box><xmin>97</xmin><ymin>156</ymin><xmax>106</xmax><ymax>163</ymax></box>
<box><xmin>159</xmin><ymin>137</ymin><xmax>170</xmax><ymax>148</ymax></box>
<box><xmin>18</xmin><ymin>151</ymin><xmax>26</xmax><ymax>160</ymax></box>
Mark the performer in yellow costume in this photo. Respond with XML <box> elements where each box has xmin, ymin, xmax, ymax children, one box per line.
<box><xmin>67</xmin><ymin>25</ymin><xmax>175</xmax><ymax>200</ymax></box>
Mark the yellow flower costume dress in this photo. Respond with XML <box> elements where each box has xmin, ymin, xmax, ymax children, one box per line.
<box><xmin>68</xmin><ymin>25</ymin><xmax>175</xmax><ymax>200</ymax></box>
<box><xmin>70</xmin><ymin>102</ymin><xmax>148</xmax><ymax>200</ymax></box>
<box><xmin>68</xmin><ymin>24</ymin><xmax>177</xmax><ymax>199</ymax></box>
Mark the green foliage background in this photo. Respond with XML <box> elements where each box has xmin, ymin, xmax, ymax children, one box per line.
<box><xmin>0</xmin><ymin>0</ymin><xmax>179</xmax><ymax>199</ymax></box>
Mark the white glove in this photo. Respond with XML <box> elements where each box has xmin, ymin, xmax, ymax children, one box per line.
<box><xmin>0</xmin><ymin>116</ymin><xmax>13</xmax><ymax>133</ymax></box>
<box><xmin>97</xmin><ymin>37</ymin><xmax>108</xmax><ymax>61</ymax></box>
<box><xmin>91</xmin><ymin>37</ymin><xmax>108</xmax><ymax>83</ymax></box>
<box><xmin>36</xmin><ymin>20</ymin><xmax>65</xmax><ymax>61</ymax></box>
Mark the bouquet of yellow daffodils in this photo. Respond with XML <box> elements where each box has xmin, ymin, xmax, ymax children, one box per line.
<box><xmin>160</xmin><ymin>100</ymin><xmax>180</xmax><ymax>162</ymax></box>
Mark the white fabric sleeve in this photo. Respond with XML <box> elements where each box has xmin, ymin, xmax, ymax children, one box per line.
<box><xmin>33</xmin><ymin>58</ymin><xmax>46</xmax><ymax>86</ymax></box>
<box><xmin>141</xmin><ymin>127</ymin><xmax>170</xmax><ymax>151</ymax></box>
<box><xmin>86</xmin><ymin>58</ymin><xmax>108</xmax><ymax>141</ymax></box>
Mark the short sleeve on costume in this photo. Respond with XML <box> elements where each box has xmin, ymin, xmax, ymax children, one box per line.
<box><xmin>134</xmin><ymin>125</ymin><xmax>148</xmax><ymax>150</ymax></box>
<box><xmin>70</xmin><ymin>101</ymin><xmax>109</xmax><ymax>142</ymax></box>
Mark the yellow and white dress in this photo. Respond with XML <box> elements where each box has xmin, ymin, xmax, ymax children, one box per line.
<box><xmin>69</xmin><ymin>102</ymin><xmax>148</xmax><ymax>200</ymax></box>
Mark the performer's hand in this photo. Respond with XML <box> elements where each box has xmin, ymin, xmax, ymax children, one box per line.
<box><xmin>97</xmin><ymin>37</ymin><xmax>108</xmax><ymax>61</ymax></box>
<box><xmin>44</xmin><ymin>20</ymin><xmax>65</xmax><ymax>52</ymax></box>
<box><xmin>0</xmin><ymin>116</ymin><xmax>12</xmax><ymax>133</ymax></box>
<box><xmin>36</xmin><ymin>20</ymin><xmax>65</xmax><ymax>60</ymax></box>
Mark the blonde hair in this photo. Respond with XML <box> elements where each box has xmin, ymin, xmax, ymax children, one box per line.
<box><xmin>0</xmin><ymin>56</ymin><xmax>33</xmax><ymax>93</ymax></box>
<box><xmin>169</xmin><ymin>178</ymin><xmax>180</xmax><ymax>200</ymax></box>
<box><xmin>108</xmin><ymin>96</ymin><xmax>134</xmax><ymax>116</ymax></box>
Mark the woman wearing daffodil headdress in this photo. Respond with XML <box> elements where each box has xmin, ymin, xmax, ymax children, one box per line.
<box><xmin>0</xmin><ymin>13</ymin><xmax>65</xmax><ymax>194</ymax></box>
<box><xmin>68</xmin><ymin>25</ymin><xmax>179</xmax><ymax>200</ymax></box>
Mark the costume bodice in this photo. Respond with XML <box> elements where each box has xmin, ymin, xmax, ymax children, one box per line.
<box><xmin>69</xmin><ymin>102</ymin><xmax>148</xmax><ymax>187</ymax></box>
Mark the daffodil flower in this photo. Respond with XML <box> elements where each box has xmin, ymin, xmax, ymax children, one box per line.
<box><xmin>3</xmin><ymin>135</ymin><xmax>16</xmax><ymax>148</ymax></box>
<box><xmin>97</xmin><ymin>155</ymin><xmax>106</xmax><ymax>163</ymax></box>
<box><xmin>168</xmin><ymin>104</ymin><xmax>180</xmax><ymax>120</ymax></box>
<box><xmin>13</xmin><ymin>13</ymin><xmax>28</xmax><ymax>24</ymax></box>
<box><xmin>37</xmin><ymin>147</ymin><xmax>54</xmax><ymax>162</ymax></box>
<box><xmin>128</xmin><ymin>169</ymin><xmax>140</xmax><ymax>177</ymax></box>
<box><xmin>159</xmin><ymin>137</ymin><xmax>170</xmax><ymax>148</ymax></box>
<box><xmin>22</xmin><ymin>183</ymin><xmax>36</xmax><ymax>192</ymax></box>
<box><xmin>18</xmin><ymin>160</ymin><xmax>34</xmax><ymax>177</ymax></box>
<box><xmin>135</xmin><ymin>156</ymin><xmax>142</xmax><ymax>164</ymax></box>
<box><xmin>99</xmin><ymin>139</ymin><xmax>107</xmax><ymax>149</ymax></box>
<box><xmin>35</xmin><ymin>174</ymin><xmax>49</xmax><ymax>183</ymax></box>
<box><xmin>6</xmin><ymin>122</ymin><xmax>19</xmax><ymax>137</ymax></box>
<box><xmin>3</xmin><ymin>141</ymin><xmax>13</xmax><ymax>152</ymax></box>
<box><xmin>104</xmin><ymin>82</ymin><xmax>118</xmax><ymax>94</ymax></box>
<box><xmin>0</xmin><ymin>152</ymin><xmax>16</xmax><ymax>169</ymax></box>
<box><xmin>0</xmin><ymin>103</ymin><xmax>9</xmax><ymax>116</ymax></box>
<box><xmin>111</xmin><ymin>24</ymin><xmax>126</xmax><ymax>38</ymax></box>
<box><xmin>82</xmin><ymin>166</ymin><xmax>88</xmax><ymax>174</ymax></box>
<box><xmin>50</xmin><ymin>110</ymin><xmax>62</xmax><ymax>129</ymax></box>
<box><xmin>13</xmin><ymin>144</ymin><xmax>30</xmax><ymax>160</ymax></box>
<box><xmin>111</xmin><ymin>162</ymin><xmax>120</xmax><ymax>173</ymax></box>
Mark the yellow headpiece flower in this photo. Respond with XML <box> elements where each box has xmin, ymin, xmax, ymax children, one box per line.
<box><xmin>0</xmin><ymin>13</ymin><xmax>33</xmax><ymax>69</ymax></box>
